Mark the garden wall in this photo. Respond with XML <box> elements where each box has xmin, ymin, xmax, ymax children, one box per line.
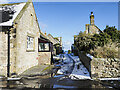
<box><xmin>77</xmin><ymin>51</ymin><xmax>120</xmax><ymax>78</ymax></box>
<box><xmin>77</xmin><ymin>51</ymin><xmax>91</xmax><ymax>73</ymax></box>
<box><xmin>91</xmin><ymin>58</ymin><xmax>120</xmax><ymax>78</ymax></box>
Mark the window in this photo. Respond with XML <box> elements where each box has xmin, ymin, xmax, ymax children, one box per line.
<box><xmin>38</xmin><ymin>43</ymin><xmax>50</xmax><ymax>51</ymax></box>
<box><xmin>27</xmin><ymin>36</ymin><xmax>34</xmax><ymax>51</ymax></box>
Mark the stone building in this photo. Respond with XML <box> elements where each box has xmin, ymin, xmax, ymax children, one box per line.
<box><xmin>47</xmin><ymin>34</ymin><xmax>63</xmax><ymax>55</ymax></box>
<box><xmin>85</xmin><ymin>12</ymin><xmax>102</xmax><ymax>34</ymax></box>
<box><xmin>0</xmin><ymin>1</ymin><xmax>53</xmax><ymax>77</ymax></box>
<box><xmin>38</xmin><ymin>31</ymin><xmax>53</xmax><ymax>65</ymax></box>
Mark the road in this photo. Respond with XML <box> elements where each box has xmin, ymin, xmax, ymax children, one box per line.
<box><xmin>0</xmin><ymin>54</ymin><xmax>120</xmax><ymax>89</ymax></box>
<box><xmin>38</xmin><ymin>54</ymin><xmax>113</xmax><ymax>89</ymax></box>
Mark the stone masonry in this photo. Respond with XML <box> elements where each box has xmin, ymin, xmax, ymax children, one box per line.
<box><xmin>85</xmin><ymin>12</ymin><xmax>102</xmax><ymax>34</ymax></box>
<box><xmin>12</xmin><ymin>2</ymin><xmax>40</xmax><ymax>75</ymax></box>
<box><xmin>91</xmin><ymin>58</ymin><xmax>120</xmax><ymax>78</ymax></box>
<box><xmin>76</xmin><ymin>46</ymin><xmax>120</xmax><ymax>78</ymax></box>
<box><xmin>0</xmin><ymin>31</ymin><xmax>8</xmax><ymax>76</ymax></box>
<box><xmin>0</xmin><ymin>2</ymin><xmax>41</xmax><ymax>76</ymax></box>
<box><xmin>38</xmin><ymin>52</ymin><xmax>51</xmax><ymax>65</ymax></box>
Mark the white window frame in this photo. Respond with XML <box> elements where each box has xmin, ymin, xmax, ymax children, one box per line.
<box><xmin>27</xmin><ymin>35</ymin><xmax>34</xmax><ymax>51</ymax></box>
<box><xmin>38</xmin><ymin>43</ymin><xmax>50</xmax><ymax>52</ymax></box>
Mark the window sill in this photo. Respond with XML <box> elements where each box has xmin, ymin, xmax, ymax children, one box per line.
<box><xmin>26</xmin><ymin>50</ymin><xmax>35</xmax><ymax>52</ymax></box>
<box><xmin>38</xmin><ymin>50</ymin><xmax>51</xmax><ymax>52</ymax></box>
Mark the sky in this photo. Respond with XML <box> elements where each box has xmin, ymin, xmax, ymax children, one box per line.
<box><xmin>0</xmin><ymin>0</ymin><xmax>119</xmax><ymax>51</ymax></box>
<box><xmin>33</xmin><ymin>2</ymin><xmax>118</xmax><ymax>51</ymax></box>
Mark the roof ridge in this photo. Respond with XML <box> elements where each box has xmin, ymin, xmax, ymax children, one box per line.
<box><xmin>13</xmin><ymin>2</ymin><xmax>30</xmax><ymax>23</ymax></box>
<box><xmin>0</xmin><ymin>2</ymin><xmax>26</xmax><ymax>6</ymax></box>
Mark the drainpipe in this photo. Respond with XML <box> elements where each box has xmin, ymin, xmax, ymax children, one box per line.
<box><xmin>50</xmin><ymin>43</ymin><xmax>52</xmax><ymax>65</ymax></box>
<box><xmin>7</xmin><ymin>27</ymin><xmax>10</xmax><ymax>77</ymax></box>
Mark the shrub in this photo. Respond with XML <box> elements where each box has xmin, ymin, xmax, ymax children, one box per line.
<box><xmin>90</xmin><ymin>43</ymin><xmax>118</xmax><ymax>58</ymax></box>
<box><xmin>68</xmin><ymin>50</ymin><xmax>71</xmax><ymax>54</ymax></box>
<box><xmin>74</xmin><ymin>26</ymin><xmax>119</xmax><ymax>58</ymax></box>
<box><xmin>104</xmin><ymin>26</ymin><xmax>119</xmax><ymax>42</ymax></box>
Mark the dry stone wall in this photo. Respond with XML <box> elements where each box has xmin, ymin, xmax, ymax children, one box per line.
<box><xmin>91</xmin><ymin>58</ymin><xmax>120</xmax><ymax>78</ymax></box>
<box><xmin>77</xmin><ymin>51</ymin><xmax>120</xmax><ymax>78</ymax></box>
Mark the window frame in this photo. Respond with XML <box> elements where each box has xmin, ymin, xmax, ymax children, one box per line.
<box><xmin>38</xmin><ymin>42</ymin><xmax>50</xmax><ymax>52</ymax></box>
<box><xmin>26</xmin><ymin>34</ymin><xmax>35</xmax><ymax>52</ymax></box>
<box><xmin>38</xmin><ymin>38</ymin><xmax>51</xmax><ymax>52</ymax></box>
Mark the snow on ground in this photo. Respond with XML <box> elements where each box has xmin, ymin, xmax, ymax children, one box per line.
<box><xmin>7</xmin><ymin>78</ymin><xmax>21</xmax><ymax>81</ymax></box>
<box><xmin>99</xmin><ymin>78</ymin><xmax>120</xmax><ymax>81</ymax></box>
<box><xmin>69</xmin><ymin>54</ymin><xmax>91</xmax><ymax>80</ymax></box>
<box><xmin>53</xmin><ymin>56</ymin><xmax>61</xmax><ymax>60</ymax></box>
<box><xmin>0</xmin><ymin>77</ymin><xmax>3</xmax><ymax>79</ymax></box>
<box><xmin>53</xmin><ymin>55</ymin><xmax>66</xmax><ymax>60</ymax></box>
<box><xmin>57</xmin><ymin>54</ymin><xmax>73</xmax><ymax>75</ymax></box>
<box><xmin>56</xmin><ymin>53</ymin><xmax>91</xmax><ymax>80</ymax></box>
<box><xmin>0</xmin><ymin>3</ymin><xmax>26</xmax><ymax>26</ymax></box>
<box><xmin>86</xmin><ymin>54</ymin><xmax>93</xmax><ymax>59</ymax></box>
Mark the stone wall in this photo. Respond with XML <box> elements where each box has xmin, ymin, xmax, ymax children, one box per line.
<box><xmin>0</xmin><ymin>2</ymin><xmax>53</xmax><ymax>76</ymax></box>
<box><xmin>85</xmin><ymin>25</ymin><xmax>100</xmax><ymax>34</ymax></box>
<box><xmin>14</xmin><ymin>3</ymin><xmax>40</xmax><ymax>75</ymax></box>
<box><xmin>76</xmin><ymin>50</ymin><xmax>120</xmax><ymax>78</ymax></box>
<box><xmin>0</xmin><ymin>31</ymin><xmax>8</xmax><ymax>76</ymax></box>
<box><xmin>10</xmin><ymin>26</ymin><xmax>17</xmax><ymax>75</ymax></box>
<box><xmin>38</xmin><ymin>52</ymin><xmax>51</xmax><ymax>65</ymax></box>
<box><xmin>77</xmin><ymin>51</ymin><xmax>91</xmax><ymax>72</ymax></box>
<box><xmin>91</xmin><ymin>58</ymin><xmax>120</xmax><ymax>78</ymax></box>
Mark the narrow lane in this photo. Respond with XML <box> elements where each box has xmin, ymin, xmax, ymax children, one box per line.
<box><xmin>0</xmin><ymin>54</ymin><xmax>119</xmax><ymax>89</ymax></box>
<box><xmin>56</xmin><ymin>54</ymin><xmax>75</xmax><ymax>75</ymax></box>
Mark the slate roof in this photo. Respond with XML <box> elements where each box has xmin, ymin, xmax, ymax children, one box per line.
<box><xmin>0</xmin><ymin>1</ymin><xmax>49</xmax><ymax>42</ymax></box>
<box><xmin>0</xmin><ymin>2</ymin><xmax>26</xmax><ymax>26</ymax></box>
<box><xmin>47</xmin><ymin>34</ymin><xmax>60</xmax><ymax>45</ymax></box>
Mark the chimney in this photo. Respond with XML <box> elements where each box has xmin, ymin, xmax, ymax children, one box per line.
<box><xmin>28</xmin><ymin>0</ymin><xmax>32</xmax><ymax>2</ymax></box>
<box><xmin>90</xmin><ymin>12</ymin><xmax>94</xmax><ymax>25</ymax></box>
<box><xmin>45</xmin><ymin>31</ymin><xmax>47</xmax><ymax>35</ymax></box>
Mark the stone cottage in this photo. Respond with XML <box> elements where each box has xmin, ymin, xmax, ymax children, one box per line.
<box><xmin>38</xmin><ymin>31</ymin><xmax>53</xmax><ymax>65</ymax></box>
<box><xmin>47</xmin><ymin>34</ymin><xmax>63</xmax><ymax>55</ymax></box>
<box><xmin>0</xmin><ymin>1</ymin><xmax>53</xmax><ymax>77</ymax></box>
<box><xmin>85</xmin><ymin>12</ymin><xmax>102</xmax><ymax>34</ymax></box>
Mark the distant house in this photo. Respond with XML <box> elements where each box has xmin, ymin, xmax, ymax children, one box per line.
<box><xmin>85</xmin><ymin>12</ymin><xmax>102</xmax><ymax>34</ymax></box>
<box><xmin>47</xmin><ymin>34</ymin><xmax>63</xmax><ymax>55</ymax></box>
<box><xmin>0</xmin><ymin>1</ymin><xmax>52</xmax><ymax>77</ymax></box>
<box><xmin>38</xmin><ymin>31</ymin><xmax>53</xmax><ymax>65</ymax></box>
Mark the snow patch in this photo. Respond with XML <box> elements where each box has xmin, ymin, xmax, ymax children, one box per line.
<box><xmin>68</xmin><ymin>54</ymin><xmax>91</xmax><ymax>80</ymax></box>
<box><xmin>0</xmin><ymin>3</ymin><xmax>26</xmax><ymax>26</ymax></box>
<box><xmin>7</xmin><ymin>77</ymin><xmax>21</xmax><ymax>81</ymax></box>
<box><xmin>57</xmin><ymin>54</ymin><xmax>91</xmax><ymax>80</ymax></box>
<box><xmin>0</xmin><ymin>76</ymin><xmax>3</xmax><ymax>79</ymax></box>
<box><xmin>99</xmin><ymin>78</ymin><xmax>120</xmax><ymax>80</ymax></box>
<box><xmin>86</xmin><ymin>54</ymin><xmax>93</xmax><ymax>59</ymax></box>
<box><xmin>54</xmin><ymin>75</ymin><xmax>65</xmax><ymax>78</ymax></box>
<box><xmin>53</xmin><ymin>56</ymin><xmax>61</xmax><ymax>60</ymax></box>
<box><xmin>57</xmin><ymin>54</ymin><xmax>73</xmax><ymax>75</ymax></box>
